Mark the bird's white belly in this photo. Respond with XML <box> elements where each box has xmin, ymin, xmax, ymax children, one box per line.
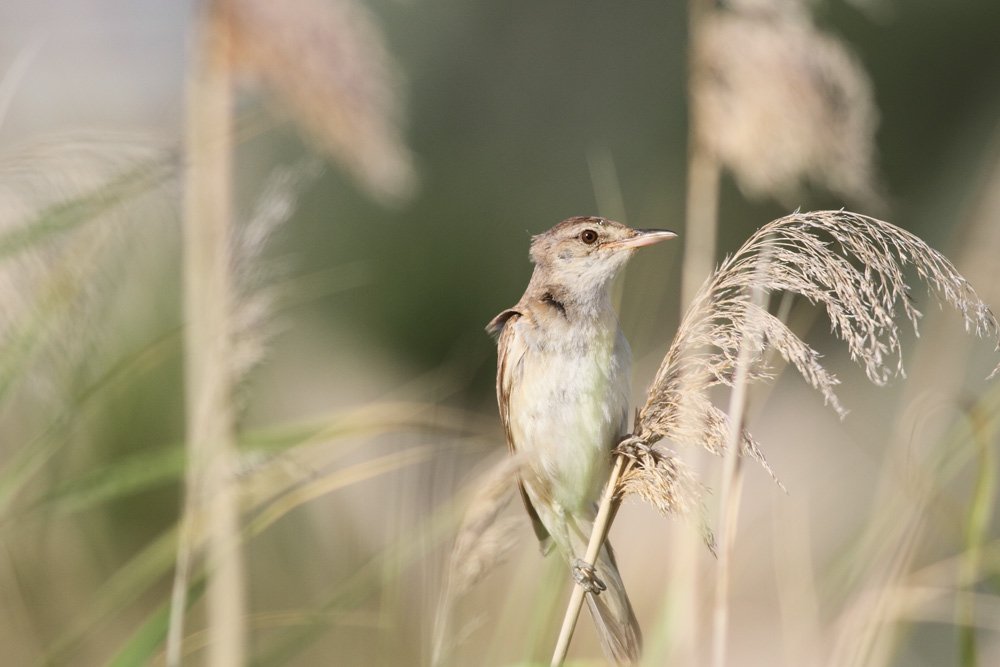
<box><xmin>509</xmin><ymin>336</ymin><xmax>629</xmax><ymax>511</ymax></box>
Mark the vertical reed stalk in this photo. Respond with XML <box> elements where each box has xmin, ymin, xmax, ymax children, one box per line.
<box><xmin>551</xmin><ymin>454</ymin><xmax>627</xmax><ymax>667</ymax></box>
<box><xmin>681</xmin><ymin>0</ymin><xmax>720</xmax><ymax>312</ymax></box>
<box><xmin>957</xmin><ymin>403</ymin><xmax>997</xmax><ymax>666</ymax></box>
<box><xmin>169</xmin><ymin>2</ymin><xmax>246</xmax><ymax>665</ymax></box>
<box><xmin>682</xmin><ymin>147</ymin><xmax>720</xmax><ymax>312</ymax></box>
<box><xmin>667</xmin><ymin>2</ymin><xmax>720</xmax><ymax>664</ymax></box>
<box><xmin>712</xmin><ymin>276</ymin><xmax>768</xmax><ymax>667</ymax></box>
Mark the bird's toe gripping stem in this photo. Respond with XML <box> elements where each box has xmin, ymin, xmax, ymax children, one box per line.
<box><xmin>572</xmin><ymin>559</ymin><xmax>607</xmax><ymax>595</ymax></box>
<box><xmin>616</xmin><ymin>435</ymin><xmax>653</xmax><ymax>460</ymax></box>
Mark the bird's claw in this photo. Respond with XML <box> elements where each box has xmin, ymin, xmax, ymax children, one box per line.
<box><xmin>573</xmin><ymin>559</ymin><xmax>606</xmax><ymax>595</ymax></box>
<box><xmin>616</xmin><ymin>435</ymin><xmax>652</xmax><ymax>460</ymax></box>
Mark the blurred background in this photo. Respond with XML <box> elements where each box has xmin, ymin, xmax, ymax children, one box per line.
<box><xmin>1</xmin><ymin>0</ymin><xmax>999</xmax><ymax>665</ymax></box>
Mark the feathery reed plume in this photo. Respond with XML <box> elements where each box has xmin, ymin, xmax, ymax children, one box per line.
<box><xmin>230</xmin><ymin>159</ymin><xmax>321</xmax><ymax>391</ymax></box>
<box><xmin>635</xmin><ymin>210</ymin><xmax>998</xmax><ymax>466</ymax></box>
<box><xmin>433</xmin><ymin>455</ymin><xmax>524</xmax><ymax>667</ymax></box>
<box><xmin>614</xmin><ymin>437</ymin><xmax>709</xmax><ymax>540</ymax></box>
<box><xmin>474</xmin><ymin>210</ymin><xmax>997</xmax><ymax>664</ymax></box>
<box><xmin>0</xmin><ymin>131</ymin><xmax>173</xmax><ymax>400</ymax></box>
<box><xmin>692</xmin><ymin>1</ymin><xmax>882</xmax><ymax>208</ymax></box>
<box><xmin>225</xmin><ymin>0</ymin><xmax>415</xmax><ymax>201</ymax></box>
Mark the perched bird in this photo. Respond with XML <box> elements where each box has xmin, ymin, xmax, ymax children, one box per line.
<box><xmin>487</xmin><ymin>216</ymin><xmax>676</xmax><ymax>665</ymax></box>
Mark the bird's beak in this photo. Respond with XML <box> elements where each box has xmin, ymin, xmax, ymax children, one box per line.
<box><xmin>606</xmin><ymin>229</ymin><xmax>677</xmax><ymax>250</ymax></box>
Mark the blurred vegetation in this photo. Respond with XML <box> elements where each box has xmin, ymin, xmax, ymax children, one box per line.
<box><xmin>0</xmin><ymin>0</ymin><xmax>998</xmax><ymax>666</ymax></box>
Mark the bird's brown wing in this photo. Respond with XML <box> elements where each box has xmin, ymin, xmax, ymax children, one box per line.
<box><xmin>492</xmin><ymin>310</ymin><xmax>552</xmax><ymax>550</ymax></box>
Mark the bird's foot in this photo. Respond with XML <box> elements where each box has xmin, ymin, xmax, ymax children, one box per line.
<box><xmin>616</xmin><ymin>435</ymin><xmax>653</xmax><ymax>460</ymax></box>
<box><xmin>572</xmin><ymin>559</ymin><xmax>606</xmax><ymax>595</ymax></box>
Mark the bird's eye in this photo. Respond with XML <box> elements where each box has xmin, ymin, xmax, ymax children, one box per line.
<box><xmin>580</xmin><ymin>229</ymin><xmax>598</xmax><ymax>245</ymax></box>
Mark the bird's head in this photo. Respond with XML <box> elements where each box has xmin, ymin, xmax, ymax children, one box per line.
<box><xmin>528</xmin><ymin>216</ymin><xmax>676</xmax><ymax>302</ymax></box>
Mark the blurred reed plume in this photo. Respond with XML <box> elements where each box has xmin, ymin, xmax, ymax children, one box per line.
<box><xmin>170</xmin><ymin>2</ymin><xmax>415</xmax><ymax>664</ymax></box>
<box><xmin>225</xmin><ymin>0</ymin><xmax>416</xmax><ymax>202</ymax></box>
<box><xmin>229</xmin><ymin>159</ymin><xmax>322</xmax><ymax>392</ymax></box>
<box><xmin>432</xmin><ymin>455</ymin><xmax>525</xmax><ymax>667</ymax></box>
<box><xmin>0</xmin><ymin>131</ymin><xmax>174</xmax><ymax>403</ymax></box>
<box><xmin>691</xmin><ymin>1</ymin><xmax>882</xmax><ymax>208</ymax></box>
<box><xmin>682</xmin><ymin>0</ymin><xmax>882</xmax><ymax>313</ymax></box>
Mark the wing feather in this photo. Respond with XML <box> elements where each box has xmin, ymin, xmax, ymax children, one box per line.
<box><xmin>494</xmin><ymin>311</ymin><xmax>552</xmax><ymax>550</ymax></box>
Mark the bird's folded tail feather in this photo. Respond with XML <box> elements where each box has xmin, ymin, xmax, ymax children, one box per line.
<box><xmin>584</xmin><ymin>541</ymin><xmax>642</xmax><ymax>666</ymax></box>
<box><xmin>552</xmin><ymin>509</ymin><xmax>642</xmax><ymax>665</ymax></box>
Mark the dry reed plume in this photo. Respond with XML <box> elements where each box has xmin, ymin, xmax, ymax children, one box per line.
<box><xmin>0</xmin><ymin>131</ymin><xmax>174</xmax><ymax>404</ymax></box>
<box><xmin>225</xmin><ymin>0</ymin><xmax>415</xmax><ymax>202</ymax></box>
<box><xmin>629</xmin><ymin>209</ymin><xmax>997</xmax><ymax>512</ymax></box>
<box><xmin>230</xmin><ymin>159</ymin><xmax>322</xmax><ymax>392</ymax></box>
<box><xmin>692</xmin><ymin>2</ymin><xmax>881</xmax><ymax>208</ymax></box>
<box><xmin>432</xmin><ymin>455</ymin><xmax>525</xmax><ymax>667</ymax></box>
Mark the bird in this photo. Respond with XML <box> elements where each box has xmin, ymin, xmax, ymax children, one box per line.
<box><xmin>487</xmin><ymin>216</ymin><xmax>676</xmax><ymax>665</ymax></box>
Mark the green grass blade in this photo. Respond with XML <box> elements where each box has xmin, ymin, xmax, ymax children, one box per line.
<box><xmin>106</xmin><ymin>577</ymin><xmax>206</xmax><ymax>667</ymax></box>
<box><xmin>0</xmin><ymin>153</ymin><xmax>176</xmax><ymax>260</ymax></box>
<box><xmin>957</xmin><ymin>400</ymin><xmax>998</xmax><ymax>666</ymax></box>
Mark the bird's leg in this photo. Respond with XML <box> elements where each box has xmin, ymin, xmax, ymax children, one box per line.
<box><xmin>554</xmin><ymin>510</ymin><xmax>607</xmax><ymax>595</ymax></box>
<box><xmin>572</xmin><ymin>559</ymin><xmax>606</xmax><ymax>595</ymax></box>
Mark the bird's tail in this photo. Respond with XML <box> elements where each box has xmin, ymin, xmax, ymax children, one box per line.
<box><xmin>584</xmin><ymin>540</ymin><xmax>642</xmax><ymax>666</ymax></box>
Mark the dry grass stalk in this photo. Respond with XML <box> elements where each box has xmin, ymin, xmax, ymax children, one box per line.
<box><xmin>549</xmin><ymin>452</ymin><xmax>628</xmax><ymax>667</ymax></box>
<box><xmin>681</xmin><ymin>5</ymin><xmax>884</xmax><ymax>657</ymax></box>
<box><xmin>171</xmin><ymin>0</ymin><xmax>415</xmax><ymax>659</ymax></box>
<box><xmin>682</xmin><ymin>0</ymin><xmax>723</xmax><ymax>311</ymax></box>
<box><xmin>170</xmin><ymin>4</ymin><xmax>245</xmax><ymax>666</ymax></box>
<box><xmin>681</xmin><ymin>141</ymin><xmax>721</xmax><ymax>314</ymax></box>
<box><xmin>669</xmin><ymin>3</ymin><xmax>725</xmax><ymax>661</ymax></box>
<box><xmin>712</xmin><ymin>248</ymin><xmax>772</xmax><ymax>667</ymax></box>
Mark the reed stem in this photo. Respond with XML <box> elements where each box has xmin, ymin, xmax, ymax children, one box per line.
<box><xmin>169</xmin><ymin>3</ymin><xmax>246</xmax><ymax>665</ymax></box>
<box><xmin>551</xmin><ymin>454</ymin><xmax>627</xmax><ymax>666</ymax></box>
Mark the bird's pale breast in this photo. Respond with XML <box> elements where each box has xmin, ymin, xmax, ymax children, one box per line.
<box><xmin>507</xmin><ymin>309</ymin><xmax>631</xmax><ymax>512</ymax></box>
